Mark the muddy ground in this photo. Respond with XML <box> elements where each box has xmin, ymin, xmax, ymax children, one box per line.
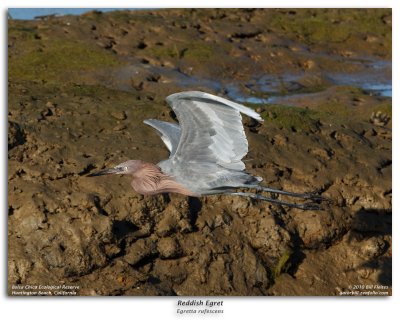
<box><xmin>8</xmin><ymin>8</ymin><xmax>391</xmax><ymax>296</ymax></box>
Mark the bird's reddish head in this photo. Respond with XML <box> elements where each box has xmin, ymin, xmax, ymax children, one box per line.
<box><xmin>87</xmin><ymin>160</ymin><xmax>144</xmax><ymax>177</ymax></box>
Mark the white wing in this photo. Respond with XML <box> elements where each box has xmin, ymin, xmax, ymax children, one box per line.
<box><xmin>165</xmin><ymin>91</ymin><xmax>263</xmax><ymax>171</ymax></box>
<box><xmin>143</xmin><ymin>119</ymin><xmax>181</xmax><ymax>155</ymax></box>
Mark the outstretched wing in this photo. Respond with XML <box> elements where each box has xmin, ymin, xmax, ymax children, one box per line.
<box><xmin>143</xmin><ymin>119</ymin><xmax>181</xmax><ymax>155</ymax></box>
<box><xmin>165</xmin><ymin>91</ymin><xmax>263</xmax><ymax>171</ymax></box>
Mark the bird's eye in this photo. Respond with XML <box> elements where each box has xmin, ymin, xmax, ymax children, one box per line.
<box><xmin>124</xmin><ymin>166</ymin><xmax>128</xmax><ymax>171</ymax></box>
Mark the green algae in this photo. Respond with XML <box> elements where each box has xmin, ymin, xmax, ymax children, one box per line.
<box><xmin>273</xmin><ymin>250</ymin><xmax>292</xmax><ymax>280</ymax></box>
<box><xmin>147</xmin><ymin>44</ymin><xmax>180</xmax><ymax>59</ymax></box>
<box><xmin>66</xmin><ymin>83</ymin><xmax>135</xmax><ymax>101</ymax></box>
<box><xmin>9</xmin><ymin>26</ymin><xmax>38</xmax><ymax>40</ymax></box>
<box><xmin>373</xmin><ymin>102</ymin><xmax>392</xmax><ymax>117</ymax></box>
<box><xmin>146</xmin><ymin>41</ymin><xmax>214</xmax><ymax>62</ymax></box>
<box><xmin>8</xmin><ymin>36</ymin><xmax>124</xmax><ymax>82</ymax></box>
<box><xmin>260</xmin><ymin>104</ymin><xmax>321</xmax><ymax>132</ymax></box>
<box><xmin>182</xmin><ymin>42</ymin><xmax>214</xmax><ymax>62</ymax></box>
<box><xmin>255</xmin><ymin>84</ymin><xmax>392</xmax><ymax>132</ymax></box>
<box><xmin>269</xmin><ymin>9</ymin><xmax>391</xmax><ymax>49</ymax></box>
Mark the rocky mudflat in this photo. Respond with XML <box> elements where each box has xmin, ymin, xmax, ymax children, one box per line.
<box><xmin>8</xmin><ymin>8</ymin><xmax>391</xmax><ymax>296</ymax></box>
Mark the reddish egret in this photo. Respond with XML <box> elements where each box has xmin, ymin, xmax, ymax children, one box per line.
<box><xmin>88</xmin><ymin>91</ymin><xmax>324</xmax><ymax>210</ymax></box>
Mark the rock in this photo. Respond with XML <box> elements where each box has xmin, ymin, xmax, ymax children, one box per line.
<box><xmin>339</xmin><ymin>50</ymin><xmax>355</xmax><ymax>57</ymax></box>
<box><xmin>288</xmin><ymin>45</ymin><xmax>303</xmax><ymax>52</ymax></box>
<box><xmin>370</xmin><ymin>111</ymin><xmax>390</xmax><ymax>127</ymax></box>
<box><xmin>241</xmin><ymin>208</ymin><xmax>292</xmax><ymax>273</ymax></box>
<box><xmin>310</xmin><ymin>147</ymin><xmax>331</xmax><ymax>160</ymax></box>
<box><xmin>229</xmin><ymin>197</ymin><xmax>250</xmax><ymax>216</ymax></box>
<box><xmin>294</xmin><ymin>207</ymin><xmax>350</xmax><ymax>249</ymax></box>
<box><xmin>255</xmin><ymin>33</ymin><xmax>274</xmax><ymax>43</ymax></box>
<box><xmin>104</xmin><ymin>244</ymin><xmax>121</xmax><ymax>258</ymax></box>
<box><xmin>157</xmin><ymin>237</ymin><xmax>181</xmax><ymax>259</ymax></box>
<box><xmin>155</xmin><ymin>208</ymin><xmax>179</xmax><ymax>237</ymax></box>
<box><xmin>45</xmin><ymin>101</ymin><xmax>56</xmax><ymax>108</ymax></box>
<box><xmin>382</xmin><ymin>14</ymin><xmax>391</xmax><ymax>25</ymax></box>
<box><xmin>356</xmin><ymin>237</ymin><xmax>387</xmax><ymax>259</ymax></box>
<box><xmin>124</xmin><ymin>238</ymin><xmax>157</xmax><ymax>265</ymax></box>
<box><xmin>273</xmin><ymin>134</ymin><xmax>288</xmax><ymax>146</ymax></box>
<box><xmin>303</xmin><ymin>59</ymin><xmax>317</xmax><ymax>70</ymax></box>
<box><xmin>8</xmin><ymin>121</ymin><xmax>25</xmax><ymax>149</ymax></box>
<box><xmin>113</xmin><ymin>124</ymin><xmax>127</xmax><ymax>131</ymax></box>
<box><xmin>365</xmin><ymin>35</ymin><xmax>379</xmax><ymax>43</ymax></box>
<box><xmin>110</xmin><ymin>111</ymin><xmax>127</xmax><ymax>120</ymax></box>
<box><xmin>40</xmin><ymin>108</ymin><xmax>53</xmax><ymax>117</ymax></box>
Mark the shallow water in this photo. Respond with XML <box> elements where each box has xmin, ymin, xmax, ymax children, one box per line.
<box><xmin>109</xmin><ymin>58</ymin><xmax>391</xmax><ymax>106</ymax></box>
<box><xmin>95</xmin><ymin>49</ymin><xmax>392</xmax><ymax>111</ymax></box>
<box><xmin>183</xmin><ymin>58</ymin><xmax>392</xmax><ymax>104</ymax></box>
<box><xmin>179</xmin><ymin>66</ymin><xmax>391</xmax><ymax>105</ymax></box>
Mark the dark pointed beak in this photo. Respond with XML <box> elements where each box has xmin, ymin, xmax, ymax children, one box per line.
<box><xmin>87</xmin><ymin>167</ymin><xmax>124</xmax><ymax>177</ymax></box>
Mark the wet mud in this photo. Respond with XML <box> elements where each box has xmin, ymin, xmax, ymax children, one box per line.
<box><xmin>8</xmin><ymin>8</ymin><xmax>391</xmax><ymax>296</ymax></box>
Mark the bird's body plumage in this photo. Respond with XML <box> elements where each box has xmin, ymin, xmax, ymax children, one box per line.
<box><xmin>145</xmin><ymin>91</ymin><xmax>263</xmax><ymax>195</ymax></box>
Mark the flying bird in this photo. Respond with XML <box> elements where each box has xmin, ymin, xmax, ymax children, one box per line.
<box><xmin>88</xmin><ymin>91</ymin><xmax>324</xmax><ymax>210</ymax></box>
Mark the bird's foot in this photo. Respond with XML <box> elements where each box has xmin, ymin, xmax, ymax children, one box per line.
<box><xmin>298</xmin><ymin>202</ymin><xmax>323</xmax><ymax>211</ymax></box>
<box><xmin>302</xmin><ymin>192</ymin><xmax>330</xmax><ymax>203</ymax></box>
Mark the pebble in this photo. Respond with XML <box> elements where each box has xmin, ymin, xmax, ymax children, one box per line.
<box><xmin>155</xmin><ymin>213</ymin><xmax>176</xmax><ymax>237</ymax></box>
<box><xmin>157</xmin><ymin>237</ymin><xmax>181</xmax><ymax>259</ymax></box>
<box><xmin>288</xmin><ymin>45</ymin><xmax>303</xmax><ymax>52</ymax></box>
<box><xmin>113</xmin><ymin>124</ymin><xmax>127</xmax><ymax>131</ymax></box>
<box><xmin>273</xmin><ymin>134</ymin><xmax>288</xmax><ymax>146</ymax></box>
<box><xmin>370</xmin><ymin>111</ymin><xmax>390</xmax><ymax>127</ymax></box>
<box><xmin>382</xmin><ymin>14</ymin><xmax>391</xmax><ymax>25</ymax></box>
<box><xmin>110</xmin><ymin>111</ymin><xmax>127</xmax><ymax>120</ymax></box>
<box><xmin>41</xmin><ymin>108</ymin><xmax>53</xmax><ymax>117</ymax></box>
<box><xmin>340</xmin><ymin>50</ymin><xmax>355</xmax><ymax>57</ymax></box>
<box><xmin>124</xmin><ymin>239</ymin><xmax>156</xmax><ymax>265</ymax></box>
<box><xmin>303</xmin><ymin>59</ymin><xmax>317</xmax><ymax>70</ymax></box>
<box><xmin>46</xmin><ymin>101</ymin><xmax>56</xmax><ymax>108</ymax></box>
<box><xmin>357</xmin><ymin>238</ymin><xmax>386</xmax><ymax>259</ymax></box>
<box><xmin>365</xmin><ymin>35</ymin><xmax>379</xmax><ymax>43</ymax></box>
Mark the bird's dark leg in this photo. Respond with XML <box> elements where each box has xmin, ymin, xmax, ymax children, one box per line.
<box><xmin>229</xmin><ymin>192</ymin><xmax>322</xmax><ymax>210</ymax></box>
<box><xmin>240</xmin><ymin>185</ymin><xmax>327</xmax><ymax>202</ymax></box>
<box><xmin>257</xmin><ymin>186</ymin><xmax>326</xmax><ymax>201</ymax></box>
